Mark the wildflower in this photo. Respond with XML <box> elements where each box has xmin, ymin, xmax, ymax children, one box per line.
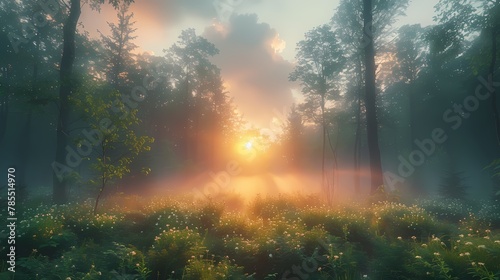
<box><xmin>459</xmin><ymin>253</ymin><xmax>464</xmax><ymax>257</ymax></box>
<box><xmin>471</xmin><ymin>262</ymin><xmax>476</xmax><ymax>266</ymax></box>
<box><xmin>334</xmin><ymin>255</ymin><xmax>339</xmax><ymax>260</ymax></box>
<box><xmin>459</xmin><ymin>234</ymin><xmax>464</xmax><ymax>238</ymax></box>
<box><xmin>478</xmin><ymin>262</ymin><xmax>485</xmax><ymax>266</ymax></box>
<box><xmin>434</xmin><ymin>252</ymin><xmax>440</xmax><ymax>256</ymax></box>
<box><xmin>478</xmin><ymin>245</ymin><xmax>486</xmax><ymax>249</ymax></box>
<box><xmin>464</xmin><ymin>252</ymin><xmax>470</xmax><ymax>256</ymax></box>
<box><xmin>269</xmin><ymin>254</ymin><xmax>273</xmax><ymax>258</ymax></box>
<box><xmin>421</xmin><ymin>244</ymin><xmax>427</xmax><ymax>248</ymax></box>
<box><xmin>411</xmin><ymin>236</ymin><xmax>417</xmax><ymax>240</ymax></box>
<box><xmin>495</xmin><ymin>240</ymin><xmax>500</xmax><ymax>244</ymax></box>
<box><xmin>465</xmin><ymin>242</ymin><xmax>473</xmax><ymax>246</ymax></box>
<box><xmin>484</xmin><ymin>236</ymin><xmax>490</xmax><ymax>240</ymax></box>
<box><xmin>397</xmin><ymin>236</ymin><xmax>402</xmax><ymax>240</ymax></box>
<box><xmin>66</xmin><ymin>278</ymin><xmax>71</xmax><ymax>280</ymax></box>
<box><xmin>415</xmin><ymin>256</ymin><xmax>422</xmax><ymax>259</ymax></box>
<box><xmin>130</xmin><ymin>251</ymin><xmax>136</xmax><ymax>256</ymax></box>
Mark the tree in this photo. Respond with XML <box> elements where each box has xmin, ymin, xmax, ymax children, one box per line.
<box><xmin>290</xmin><ymin>24</ymin><xmax>346</xmax><ymax>202</ymax></box>
<box><xmin>53</xmin><ymin>0</ymin><xmax>134</xmax><ymax>204</ymax></box>
<box><xmin>166</xmin><ymin>29</ymin><xmax>222</xmax><ymax>167</ymax></box>
<box><xmin>280</xmin><ymin>104</ymin><xmax>305</xmax><ymax>169</ymax></box>
<box><xmin>438</xmin><ymin>171</ymin><xmax>468</xmax><ymax>200</ymax></box>
<box><xmin>72</xmin><ymin>80</ymin><xmax>153</xmax><ymax>214</ymax></box>
<box><xmin>99</xmin><ymin>2</ymin><xmax>137</xmax><ymax>89</ymax></box>
<box><xmin>435</xmin><ymin>0</ymin><xmax>500</xmax><ymax>145</ymax></box>
<box><xmin>333</xmin><ymin>0</ymin><xmax>409</xmax><ymax>195</ymax></box>
<box><xmin>363</xmin><ymin>0</ymin><xmax>384</xmax><ymax>194</ymax></box>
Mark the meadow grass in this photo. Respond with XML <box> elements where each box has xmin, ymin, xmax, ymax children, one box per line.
<box><xmin>1</xmin><ymin>193</ymin><xmax>499</xmax><ymax>279</ymax></box>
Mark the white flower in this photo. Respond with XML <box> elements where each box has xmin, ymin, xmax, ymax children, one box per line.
<box><xmin>433</xmin><ymin>252</ymin><xmax>440</xmax><ymax>256</ymax></box>
<box><xmin>478</xmin><ymin>245</ymin><xmax>486</xmax><ymax>249</ymax></box>
<box><xmin>397</xmin><ymin>236</ymin><xmax>402</xmax><ymax>240</ymax></box>
<box><xmin>415</xmin><ymin>256</ymin><xmax>422</xmax><ymax>259</ymax></box>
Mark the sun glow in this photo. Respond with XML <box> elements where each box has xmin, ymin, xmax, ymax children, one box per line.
<box><xmin>245</xmin><ymin>141</ymin><xmax>253</xmax><ymax>150</ymax></box>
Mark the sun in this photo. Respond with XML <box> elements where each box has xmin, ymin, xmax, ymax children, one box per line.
<box><xmin>245</xmin><ymin>141</ymin><xmax>253</xmax><ymax>150</ymax></box>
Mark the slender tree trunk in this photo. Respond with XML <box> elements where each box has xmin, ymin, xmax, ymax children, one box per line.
<box><xmin>53</xmin><ymin>0</ymin><xmax>81</xmax><ymax>204</ymax></box>
<box><xmin>363</xmin><ymin>0</ymin><xmax>384</xmax><ymax>194</ymax></box>
<box><xmin>489</xmin><ymin>26</ymin><xmax>500</xmax><ymax>145</ymax></box>
<box><xmin>0</xmin><ymin>67</ymin><xmax>10</xmax><ymax>145</ymax></box>
<box><xmin>353</xmin><ymin>57</ymin><xmax>363</xmax><ymax>194</ymax></box>
<box><xmin>94</xmin><ymin>147</ymin><xmax>106</xmax><ymax>215</ymax></box>
<box><xmin>354</xmin><ymin>91</ymin><xmax>361</xmax><ymax>194</ymax></box>
<box><xmin>321</xmin><ymin>92</ymin><xmax>328</xmax><ymax>202</ymax></box>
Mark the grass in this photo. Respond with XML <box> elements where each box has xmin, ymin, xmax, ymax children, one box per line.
<box><xmin>1</xmin><ymin>194</ymin><xmax>499</xmax><ymax>279</ymax></box>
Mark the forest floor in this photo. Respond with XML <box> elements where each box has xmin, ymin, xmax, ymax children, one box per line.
<box><xmin>1</xmin><ymin>192</ymin><xmax>500</xmax><ymax>279</ymax></box>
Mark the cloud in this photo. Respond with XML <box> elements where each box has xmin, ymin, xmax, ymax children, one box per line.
<box><xmin>203</xmin><ymin>14</ymin><xmax>295</xmax><ymax>128</ymax></box>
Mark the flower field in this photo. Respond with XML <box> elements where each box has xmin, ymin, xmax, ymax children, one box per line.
<box><xmin>1</xmin><ymin>194</ymin><xmax>500</xmax><ymax>279</ymax></box>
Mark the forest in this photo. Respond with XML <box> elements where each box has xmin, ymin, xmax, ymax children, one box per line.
<box><xmin>1</xmin><ymin>0</ymin><xmax>500</xmax><ymax>279</ymax></box>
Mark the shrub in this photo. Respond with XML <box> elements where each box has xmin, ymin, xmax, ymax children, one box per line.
<box><xmin>147</xmin><ymin>229</ymin><xmax>205</xmax><ymax>279</ymax></box>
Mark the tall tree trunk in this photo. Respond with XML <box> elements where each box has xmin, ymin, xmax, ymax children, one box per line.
<box><xmin>363</xmin><ymin>0</ymin><xmax>384</xmax><ymax>194</ymax></box>
<box><xmin>321</xmin><ymin>92</ymin><xmax>328</xmax><ymax>203</ymax></box>
<box><xmin>354</xmin><ymin>90</ymin><xmax>361</xmax><ymax>194</ymax></box>
<box><xmin>0</xmin><ymin>67</ymin><xmax>10</xmax><ymax>145</ymax></box>
<box><xmin>53</xmin><ymin>0</ymin><xmax>81</xmax><ymax>204</ymax></box>
<box><xmin>489</xmin><ymin>26</ymin><xmax>500</xmax><ymax>145</ymax></box>
<box><xmin>353</xmin><ymin>56</ymin><xmax>363</xmax><ymax>194</ymax></box>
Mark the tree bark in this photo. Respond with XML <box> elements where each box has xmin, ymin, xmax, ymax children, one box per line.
<box><xmin>353</xmin><ymin>56</ymin><xmax>363</xmax><ymax>195</ymax></box>
<box><xmin>53</xmin><ymin>0</ymin><xmax>81</xmax><ymax>204</ymax></box>
<box><xmin>363</xmin><ymin>0</ymin><xmax>384</xmax><ymax>194</ymax></box>
<box><xmin>489</xmin><ymin>26</ymin><xmax>500</xmax><ymax>145</ymax></box>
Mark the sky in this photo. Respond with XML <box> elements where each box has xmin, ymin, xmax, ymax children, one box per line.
<box><xmin>80</xmin><ymin>0</ymin><xmax>437</xmax><ymax>129</ymax></box>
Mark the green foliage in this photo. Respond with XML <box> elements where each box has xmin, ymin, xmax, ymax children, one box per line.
<box><xmin>419</xmin><ymin>198</ymin><xmax>473</xmax><ymax>223</ymax></box>
<box><xmin>4</xmin><ymin>194</ymin><xmax>500</xmax><ymax>279</ymax></box>
<box><xmin>372</xmin><ymin>202</ymin><xmax>451</xmax><ymax>240</ymax></box>
<box><xmin>183</xmin><ymin>257</ymin><xmax>245</xmax><ymax>280</ymax></box>
<box><xmin>72</xmin><ymin>79</ymin><xmax>154</xmax><ymax>213</ymax></box>
<box><xmin>147</xmin><ymin>229</ymin><xmax>205</xmax><ymax>279</ymax></box>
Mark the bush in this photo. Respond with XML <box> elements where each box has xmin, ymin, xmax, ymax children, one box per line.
<box><xmin>147</xmin><ymin>229</ymin><xmax>205</xmax><ymax>279</ymax></box>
